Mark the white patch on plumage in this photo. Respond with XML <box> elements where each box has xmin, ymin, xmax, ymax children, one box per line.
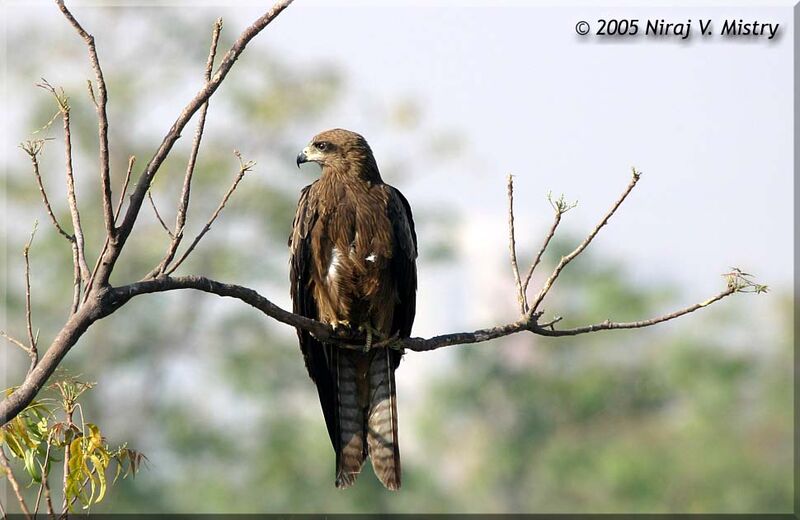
<box><xmin>327</xmin><ymin>247</ymin><xmax>342</xmax><ymax>284</ymax></box>
<box><xmin>365</xmin><ymin>253</ymin><xmax>377</xmax><ymax>263</ymax></box>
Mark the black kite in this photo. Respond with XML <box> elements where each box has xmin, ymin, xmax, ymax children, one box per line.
<box><xmin>290</xmin><ymin>128</ymin><xmax>417</xmax><ymax>490</ymax></box>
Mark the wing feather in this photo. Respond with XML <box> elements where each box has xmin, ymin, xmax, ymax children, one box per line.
<box><xmin>387</xmin><ymin>186</ymin><xmax>417</xmax><ymax>368</ymax></box>
<box><xmin>289</xmin><ymin>183</ymin><xmax>340</xmax><ymax>451</ymax></box>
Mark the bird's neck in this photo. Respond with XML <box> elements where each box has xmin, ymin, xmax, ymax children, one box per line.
<box><xmin>322</xmin><ymin>157</ymin><xmax>383</xmax><ymax>185</ymax></box>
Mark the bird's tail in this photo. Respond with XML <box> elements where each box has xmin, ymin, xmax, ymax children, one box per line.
<box><xmin>366</xmin><ymin>347</ymin><xmax>401</xmax><ymax>490</ymax></box>
<box><xmin>335</xmin><ymin>351</ymin><xmax>367</xmax><ymax>488</ymax></box>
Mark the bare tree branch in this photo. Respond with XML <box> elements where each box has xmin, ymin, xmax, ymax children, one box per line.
<box><xmin>539</xmin><ymin>315</ymin><xmax>563</xmax><ymax>329</ymax></box>
<box><xmin>532</xmin><ymin>286</ymin><xmax>736</xmax><ymax>337</ymax></box>
<box><xmin>520</xmin><ymin>192</ymin><xmax>576</xmax><ymax>312</ymax></box>
<box><xmin>0</xmin><ymin>331</ymin><xmax>30</xmax><ymax>353</ymax></box>
<box><xmin>163</xmin><ymin>152</ymin><xmax>254</xmax><ymax>276</ymax></box>
<box><xmin>94</xmin><ymin>0</ymin><xmax>295</xmax><ymax>287</ymax></box>
<box><xmin>32</xmin><ymin>434</ymin><xmax>54</xmax><ymax>518</ymax></box>
<box><xmin>105</xmin><ymin>272</ymin><xmax>747</xmax><ymax>352</ymax></box>
<box><xmin>147</xmin><ymin>191</ymin><xmax>175</xmax><ymax>239</ymax></box>
<box><xmin>70</xmin><ymin>243</ymin><xmax>81</xmax><ymax>314</ymax></box>
<box><xmin>1</xmin><ymin>0</ymin><xmax>296</xmax><ymax>426</ymax></box>
<box><xmin>528</xmin><ymin>168</ymin><xmax>640</xmax><ymax>315</ymax></box>
<box><xmin>1</xmin><ymin>223</ymin><xmax>40</xmax><ymax>375</ymax></box>
<box><xmin>55</xmin><ymin>0</ymin><xmax>115</xmax><ymax>239</ymax></box>
<box><xmin>155</xmin><ymin>18</ymin><xmax>224</xmax><ymax>276</ymax></box>
<box><xmin>0</xmin><ymin>261</ymin><xmax>759</xmax><ymax>427</ymax></box>
<box><xmin>43</xmin><ymin>476</ymin><xmax>56</xmax><ymax>518</ymax></box>
<box><xmin>84</xmin><ymin>155</ymin><xmax>136</xmax><ymax>302</ymax></box>
<box><xmin>0</xmin><ymin>448</ymin><xmax>31</xmax><ymax>518</ymax></box>
<box><xmin>115</xmin><ymin>155</ymin><xmax>136</xmax><ymax>221</ymax></box>
<box><xmin>37</xmin><ymin>81</ymin><xmax>91</xmax><ymax>285</ymax></box>
<box><xmin>21</xmin><ymin>140</ymin><xmax>73</xmax><ymax>242</ymax></box>
<box><xmin>506</xmin><ymin>175</ymin><xmax>526</xmax><ymax>315</ymax></box>
<box><xmin>23</xmin><ymin>222</ymin><xmax>39</xmax><ymax>375</ymax></box>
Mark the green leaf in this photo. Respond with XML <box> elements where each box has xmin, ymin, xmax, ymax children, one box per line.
<box><xmin>89</xmin><ymin>453</ymin><xmax>108</xmax><ymax>503</ymax></box>
<box><xmin>4</xmin><ymin>429</ymin><xmax>25</xmax><ymax>458</ymax></box>
<box><xmin>86</xmin><ymin>423</ymin><xmax>103</xmax><ymax>451</ymax></box>
<box><xmin>23</xmin><ymin>448</ymin><xmax>41</xmax><ymax>483</ymax></box>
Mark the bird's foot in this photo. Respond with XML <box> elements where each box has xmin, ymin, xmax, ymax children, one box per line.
<box><xmin>375</xmin><ymin>332</ymin><xmax>403</xmax><ymax>351</ymax></box>
<box><xmin>357</xmin><ymin>323</ymin><xmax>384</xmax><ymax>353</ymax></box>
<box><xmin>331</xmin><ymin>320</ymin><xmax>352</xmax><ymax>338</ymax></box>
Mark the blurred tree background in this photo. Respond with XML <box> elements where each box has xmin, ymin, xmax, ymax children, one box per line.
<box><xmin>1</xmin><ymin>5</ymin><xmax>791</xmax><ymax>514</ymax></box>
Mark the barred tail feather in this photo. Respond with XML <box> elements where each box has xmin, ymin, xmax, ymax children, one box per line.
<box><xmin>335</xmin><ymin>352</ymin><xmax>366</xmax><ymax>488</ymax></box>
<box><xmin>367</xmin><ymin>348</ymin><xmax>401</xmax><ymax>490</ymax></box>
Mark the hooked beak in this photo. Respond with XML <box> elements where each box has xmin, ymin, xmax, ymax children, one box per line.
<box><xmin>296</xmin><ymin>150</ymin><xmax>308</xmax><ymax>169</ymax></box>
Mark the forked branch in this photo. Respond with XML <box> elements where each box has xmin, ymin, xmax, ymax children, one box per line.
<box><xmin>154</xmin><ymin>18</ymin><xmax>224</xmax><ymax>276</ymax></box>
<box><xmin>163</xmin><ymin>151</ymin><xmax>254</xmax><ymax>276</ymax></box>
<box><xmin>527</xmin><ymin>168</ymin><xmax>640</xmax><ymax>315</ymax></box>
<box><xmin>1</xmin><ymin>0</ymin><xmax>295</xmax><ymax>425</ymax></box>
<box><xmin>56</xmin><ymin>0</ymin><xmax>115</xmax><ymax>239</ymax></box>
<box><xmin>520</xmin><ymin>191</ymin><xmax>576</xmax><ymax>311</ymax></box>
<box><xmin>37</xmin><ymin>80</ymin><xmax>91</xmax><ymax>286</ymax></box>
<box><xmin>21</xmin><ymin>139</ymin><xmax>73</xmax><ymax>242</ymax></box>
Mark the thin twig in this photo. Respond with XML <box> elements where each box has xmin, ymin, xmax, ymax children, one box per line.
<box><xmin>115</xmin><ymin>156</ymin><xmax>135</xmax><ymax>222</ymax></box>
<box><xmin>70</xmin><ymin>243</ymin><xmax>81</xmax><ymax>314</ymax></box>
<box><xmin>83</xmin><ymin>155</ymin><xmax>136</xmax><ymax>302</ymax></box>
<box><xmin>532</xmin><ymin>287</ymin><xmax>736</xmax><ymax>336</ymax></box>
<box><xmin>528</xmin><ymin>168</ymin><xmax>641</xmax><ymax>315</ymax></box>
<box><xmin>23</xmin><ymin>222</ymin><xmax>39</xmax><ymax>375</ymax></box>
<box><xmin>522</xmin><ymin>194</ymin><xmax>575</xmax><ymax>312</ymax></box>
<box><xmin>38</xmin><ymin>81</ymin><xmax>91</xmax><ymax>285</ymax></box>
<box><xmin>33</xmin><ymin>431</ymin><xmax>55</xmax><ymax>518</ymax></box>
<box><xmin>164</xmin><ymin>153</ymin><xmax>254</xmax><ymax>275</ymax></box>
<box><xmin>0</xmin><ymin>448</ymin><xmax>32</xmax><ymax>518</ymax></box>
<box><xmin>55</xmin><ymin>0</ymin><xmax>115</xmax><ymax>239</ymax></box>
<box><xmin>507</xmin><ymin>175</ymin><xmax>526</xmax><ymax>314</ymax></box>
<box><xmin>43</xmin><ymin>476</ymin><xmax>56</xmax><ymax>518</ymax></box>
<box><xmin>155</xmin><ymin>18</ymin><xmax>223</xmax><ymax>277</ymax></box>
<box><xmin>539</xmin><ymin>315</ymin><xmax>563</xmax><ymax>329</ymax></box>
<box><xmin>21</xmin><ymin>140</ymin><xmax>73</xmax><ymax>242</ymax></box>
<box><xmin>33</xmin><ymin>469</ymin><xmax>44</xmax><ymax>517</ymax></box>
<box><xmin>86</xmin><ymin>79</ymin><xmax>97</xmax><ymax>108</ymax></box>
<box><xmin>0</xmin><ymin>331</ymin><xmax>30</xmax><ymax>353</ymax></box>
<box><xmin>148</xmin><ymin>191</ymin><xmax>174</xmax><ymax>239</ymax></box>
<box><xmin>61</xmin><ymin>408</ymin><xmax>73</xmax><ymax>516</ymax></box>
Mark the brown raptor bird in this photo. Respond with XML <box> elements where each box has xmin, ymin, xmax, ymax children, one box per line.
<box><xmin>290</xmin><ymin>129</ymin><xmax>417</xmax><ymax>490</ymax></box>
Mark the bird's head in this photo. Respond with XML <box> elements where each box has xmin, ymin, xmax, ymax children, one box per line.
<box><xmin>296</xmin><ymin>128</ymin><xmax>380</xmax><ymax>181</ymax></box>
